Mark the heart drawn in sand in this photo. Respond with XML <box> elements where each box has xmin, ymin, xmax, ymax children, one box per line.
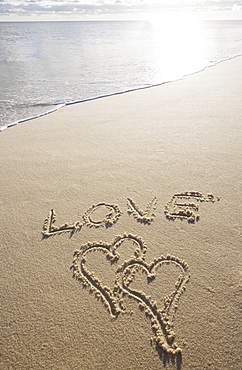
<box><xmin>71</xmin><ymin>234</ymin><xmax>147</xmax><ymax>317</ymax></box>
<box><xmin>71</xmin><ymin>234</ymin><xmax>190</xmax><ymax>356</ymax></box>
<box><xmin>117</xmin><ymin>257</ymin><xmax>190</xmax><ymax>355</ymax></box>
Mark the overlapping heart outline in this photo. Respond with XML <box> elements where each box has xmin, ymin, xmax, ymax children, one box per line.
<box><xmin>71</xmin><ymin>234</ymin><xmax>190</xmax><ymax>355</ymax></box>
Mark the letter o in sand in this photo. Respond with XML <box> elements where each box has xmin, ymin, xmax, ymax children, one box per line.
<box><xmin>83</xmin><ymin>203</ymin><xmax>121</xmax><ymax>228</ymax></box>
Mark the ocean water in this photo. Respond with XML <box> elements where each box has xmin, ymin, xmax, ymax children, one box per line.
<box><xmin>0</xmin><ymin>20</ymin><xmax>242</xmax><ymax>131</ymax></box>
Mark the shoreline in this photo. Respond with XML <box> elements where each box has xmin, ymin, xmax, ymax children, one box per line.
<box><xmin>1</xmin><ymin>54</ymin><xmax>242</xmax><ymax>133</ymax></box>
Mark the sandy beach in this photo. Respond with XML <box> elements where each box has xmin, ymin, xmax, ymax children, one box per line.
<box><xmin>0</xmin><ymin>57</ymin><xmax>241</xmax><ymax>369</ymax></box>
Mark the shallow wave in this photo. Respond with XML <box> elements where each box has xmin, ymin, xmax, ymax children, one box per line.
<box><xmin>0</xmin><ymin>103</ymin><xmax>66</xmax><ymax>132</ymax></box>
<box><xmin>1</xmin><ymin>54</ymin><xmax>241</xmax><ymax>133</ymax></box>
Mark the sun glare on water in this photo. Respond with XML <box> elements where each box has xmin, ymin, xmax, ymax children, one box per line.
<box><xmin>147</xmin><ymin>12</ymin><xmax>207</xmax><ymax>82</ymax></box>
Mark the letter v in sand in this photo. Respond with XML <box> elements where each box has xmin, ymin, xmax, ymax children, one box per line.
<box><xmin>127</xmin><ymin>197</ymin><xmax>157</xmax><ymax>224</ymax></box>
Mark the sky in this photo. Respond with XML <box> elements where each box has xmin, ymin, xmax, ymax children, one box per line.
<box><xmin>0</xmin><ymin>0</ymin><xmax>242</xmax><ymax>21</ymax></box>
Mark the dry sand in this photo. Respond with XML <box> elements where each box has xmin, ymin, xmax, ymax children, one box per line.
<box><xmin>0</xmin><ymin>57</ymin><xmax>241</xmax><ymax>370</ymax></box>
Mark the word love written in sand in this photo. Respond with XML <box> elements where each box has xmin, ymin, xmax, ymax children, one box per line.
<box><xmin>71</xmin><ymin>234</ymin><xmax>190</xmax><ymax>356</ymax></box>
<box><xmin>42</xmin><ymin>191</ymin><xmax>219</xmax><ymax>237</ymax></box>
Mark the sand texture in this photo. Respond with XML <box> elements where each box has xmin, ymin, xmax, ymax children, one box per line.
<box><xmin>0</xmin><ymin>57</ymin><xmax>241</xmax><ymax>369</ymax></box>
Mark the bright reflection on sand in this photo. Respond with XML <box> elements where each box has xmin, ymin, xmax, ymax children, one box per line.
<box><xmin>147</xmin><ymin>13</ymin><xmax>206</xmax><ymax>82</ymax></box>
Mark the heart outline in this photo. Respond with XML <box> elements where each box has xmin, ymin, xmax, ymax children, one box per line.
<box><xmin>116</xmin><ymin>256</ymin><xmax>190</xmax><ymax>355</ymax></box>
<box><xmin>70</xmin><ymin>234</ymin><xmax>147</xmax><ymax>317</ymax></box>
